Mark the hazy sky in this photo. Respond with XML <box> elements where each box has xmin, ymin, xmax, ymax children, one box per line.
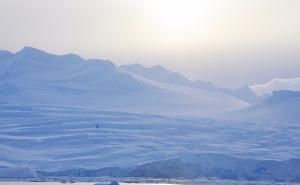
<box><xmin>0</xmin><ymin>0</ymin><xmax>299</xmax><ymax>87</ymax></box>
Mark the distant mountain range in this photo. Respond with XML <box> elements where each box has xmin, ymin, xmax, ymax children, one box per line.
<box><xmin>120</xmin><ymin>63</ymin><xmax>260</xmax><ymax>104</ymax></box>
<box><xmin>0</xmin><ymin>47</ymin><xmax>250</xmax><ymax>117</ymax></box>
<box><xmin>1</xmin><ymin>47</ymin><xmax>299</xmax><ymax>120</ymax></box>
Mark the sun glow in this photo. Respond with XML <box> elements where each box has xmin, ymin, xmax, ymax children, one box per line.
<box><xmin>140</xmin><ymin>0</ymin><xmax>217</xmax><ymax>44</ymax></box>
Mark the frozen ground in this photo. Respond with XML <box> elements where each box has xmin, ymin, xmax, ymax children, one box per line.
<box><xmin>0</xmin><ymin>103</ymin><xmax>299</xmax><ymax>172</ymax></box>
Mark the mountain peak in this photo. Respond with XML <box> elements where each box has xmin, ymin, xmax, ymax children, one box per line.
<box><xmin>119</xmin><ymin>63</ymin><xmax>145</xmax><ymax>71</ymax></box>
<box><xmin>19</xmin><ymin>46</ymin><xmax>46</xmax><ymax>54</ymax></box>
<box><xmin>17</xmin><ymin>46</ymin><xmax>52</xmax><ymax>59</ymax></box>
<box><xmin>150</xmin><ymin>65</ymin><xmax>167</xmax><ymax>72</ymax></box>
<box><xmin>87</xmin><ymin>59</ymin><xmax>116</xmax><ymax>69</ymax></box>
<box><xmin>16</xmin><ymin>47</ymin><xmax>85</xmax><ymax>63</ymax></box>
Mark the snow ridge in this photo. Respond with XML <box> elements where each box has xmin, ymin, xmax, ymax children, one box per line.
<box><xmin>250</xmin><ymin>78</ymin><xmax>300</xmax><ymax>96</ymax></box>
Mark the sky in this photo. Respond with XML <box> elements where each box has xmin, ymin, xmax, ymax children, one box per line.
<box><xmin>0</xmin><ymin>0</ymin><xmax>299</xmax><ymax>87</ymax></box>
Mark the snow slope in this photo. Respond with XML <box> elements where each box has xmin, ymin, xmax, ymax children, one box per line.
<box><xmin>0</xmin><ymin>103</ymin><xmax>299</xmax><ymax>172</ymax></box>
<box><xmin>120</xmin><ymin>64</ymin><xmax>259</xmax><ymax>103</ymax></box>
<box><xmin>0</xmin><ymin>167</ymin><xmax>38</xmax><ymax>179</ymax></box>
<box><xmin>250</xmin><ymin>78</ymin><xmax>300</xmax><ymax>96</ymax></box>
<box><xmin>119</xmin><ymin>64</ymin><xmax>217</xmax><ymax>91</ymax></box>
<box><xmin>0</xmin><ymin>47</ymin><xmax>248</xmax><ymax>116</ymax></box>
<box><xmin>227</xmin><ymin>90</ymin><xmax>300</xmax><ymax>124</ymax></box>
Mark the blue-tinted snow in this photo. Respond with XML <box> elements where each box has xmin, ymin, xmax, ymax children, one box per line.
<box><xmin>0</xmin><ymin>103</ymin><xmax>299</xmax><ymax>171</ymax></box>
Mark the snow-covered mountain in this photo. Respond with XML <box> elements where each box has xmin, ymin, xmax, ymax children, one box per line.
<box><xmin>119</xmin><ymin>64</ymin><xmax>300</xmax><ymax>123</ymax></box>
<box><xmin>0</xmin><ymin>47</ymin><xmax>299</xmax><ymax>181</ymax></box>
<box><xmin>120</xmin><ymin>64</ymin><xmax>259</xmax><ymax>103</ymax></box>
<box><xmin>0</xmin><ymin>47</ymin><xmax>248</xmax><ymax>116</ymax></box>
<box><xmin>250</xmin><ymin>78</ymin><xmax>300</xmax><ymax>96</ymax></box>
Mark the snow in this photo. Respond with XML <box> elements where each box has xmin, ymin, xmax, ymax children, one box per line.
<box><xmin>250</xmin><ymin>78</ymin><xmax>300</xmax><ymax>96</ymax></box>
<box><xmin>0</xmin><ymin>103</ymin><xmax>299</xmax><ymax>173</ymax></box>
<box><xmin>225</xmin><ymin>90</ymin><xmax>300</xmax><ymax>124</ymax></box>
<box><xmin>0</xmin><ymin>167</ymin><xmax>38</xmax><ymax>178</ymax></box>
<box><xmin>120</xmin><ymin>63</ymin><xmax>259</xmax><ymax>103</ymax></box>
<box><xmin>0</xmin><ymin>47</ymin><xmax>299</xmax><ymax>181</ymax></box>
<box><xmin>37</xmin><ymin>153</ymin><xmax>300</xmax><ymax>181</ymax></box>
<box><xmin>119</xmin><ymin>64</ymin><xmax>213</xmax><ymax>90</ymax></box>
<box><xmin>0</xmin><ymin>47</ymin><xmax>248</xmax><ymax>117</ymax></box>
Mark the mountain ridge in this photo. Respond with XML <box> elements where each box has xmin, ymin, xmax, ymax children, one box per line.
<box><xmin>0</xmin><ymin>47</ymin><xmax>248</xmax><ymax>117</ymax></box>
<box><xmin>120</xmin><ymin>63</ymin><xmax>259</xmax><ymax>103</ymax></box>
<box><xmin>251</xmin><ymin>77</ymin><xmax>300</xmax><ymax>96</ymax></box>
